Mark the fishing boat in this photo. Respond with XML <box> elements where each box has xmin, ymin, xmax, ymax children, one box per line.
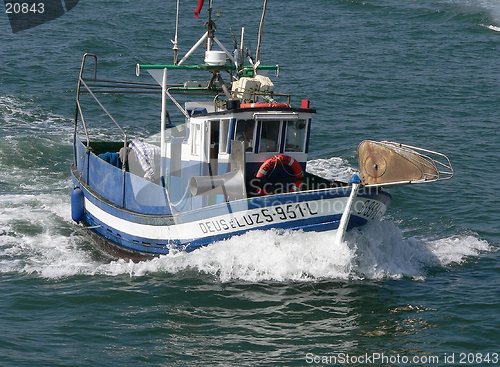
<box><xmin>70</xmin><ymin>0</ymin><xmax>453</xmax><ymax>260</ymax></box>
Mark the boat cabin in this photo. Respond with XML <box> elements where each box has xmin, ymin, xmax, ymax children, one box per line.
<box><xmin>164</xmin><ymin>103</ymin><xmax>315</xmax><ymax>208</ymax></box>
<box><xmin>72</xmin><ymin>51</ymin><xmax>320</xmax><ymax>217</ymax></box>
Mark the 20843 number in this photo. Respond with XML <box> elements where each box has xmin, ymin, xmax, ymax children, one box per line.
<box><xmin>5</xmin><ymin>2</ymin><xmax>45</xmax><ymax>14</ymax></box>
<box><xmin>459</xmin><ymin>353</ymin><xmax>498</xmax><ymax>364</ymax></box>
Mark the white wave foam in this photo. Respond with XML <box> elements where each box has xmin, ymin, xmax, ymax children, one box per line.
<box><xmin>483</xmin><ymin>24</ymin><xmax>500</xmax><ymax>31</ymax></box>
<box><xmin>349</xmin><ymin>221</ymin><xmax>491</xmax><ymax>280</ymax></box>
<box><xmin>307</xmin><ymin>157</ymin><xmax>354</xmax><ymax>182</ymax></box>
<box><xmin>0</xmin><ymin>96</ymin><xmax>74</xmax><ymax>194</ymax></box>
<box><xmin>0</xmin><ymin>193</ymin><xmax>72</xmax><ymax>224</ymax></box>
<box><xmin>0</xmin><ymin>194</ymin><xmax>98</xmax><ymax>278</ymax></box>
<box><xmin>1</xmin><ymin>202</ymin><xmax>492</xmax><ymax>281</ymax></box>
<box><xmin>0</xmin><ymin>159</ymin><xmax>492</xmax><ymax>281</ymax></box>
<box><xmin>103</xmin><ymin>230</ymin><xmax>357</xmax><ymax>281</ymax></box>
<box><xmin>93</xmin><ymin>224</ymin><xmax>492</xmax><ymax>281</ymax></box>
<box><xmin>0</xmin><ymin>95</ymin><xmax>70</xmax><ymax>135</ymax></box>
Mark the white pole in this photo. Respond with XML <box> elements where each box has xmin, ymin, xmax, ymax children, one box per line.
<box><xmin>213</xmin><ymin>37</ymin><xmax>237</xmax><ymax>64</ymax></box>
<box><xmin>335</xmin><ymin>177</ymin><xmax>361</xmax><ymax>245</ymax></box>
<box><xmin>160</xmin><ymin>68</ymin><xmax>167</xmax><ymax>186</ymax></box>
<box><xmin>240</xmin><ymin>27</ymin><xmax>245</xmax><ymax>61</ymax></box>
<box><xmin>207</xmin><ymin>0</ymin><xmax>214</xmax><ymax>51</ymax></box>
<box><xmin>172</xmin><ymin>0</ymin><xmax>180</xmax><ymax>64</ymax></box>
<box><xmin>207</xmin><ymin>36</ymin><xmax>212</xmax><ymax>52</ymax></box>
<box><xmin>178</xmin><ymin>32</ymin><xmax>209</xmax><ymax>65</ymax></box>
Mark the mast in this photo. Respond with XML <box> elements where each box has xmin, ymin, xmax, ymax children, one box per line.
<box><xmin>240</xmin><ymin>27</ymin><xmax>245</xmax><ymax>69</ymax></box>
<box><xmin>206</xmin><ymin>0</ymin><xmax>214</xmax><ymax>51</ymax></box>
<box><xmin>172</xmin><ymin>0</ymin><xmax>180</xmax><ymax>64</ymax></box>
<box><xmin>177</xmin><ymin>0</ymin><xmax>236</xmax><ymax>66</ymax></box>
<box><xmin>255</xmin><ymin>0</ymin><xmax>268</xmax><ymax>63</ymax></box>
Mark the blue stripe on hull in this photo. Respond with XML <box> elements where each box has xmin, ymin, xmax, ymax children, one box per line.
<box><xmin>81</xmin><ymin>208</ymin><xmax>368</xmax><ymax>256</ymax></box>
<box><xmin>184</xmin><ymin>215</ymin><xmax>367</xmax><ymax>252</ymax></box>
<box><xmin>82</xmin><ymin>212</ymin><xmax>170</xmax><ymax>256</ymax></box>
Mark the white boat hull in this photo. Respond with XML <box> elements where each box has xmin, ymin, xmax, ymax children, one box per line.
<box><xmin>73</xmin><ymin>168</ymin><xmax>390</xmax><ymax>259</ymax></box>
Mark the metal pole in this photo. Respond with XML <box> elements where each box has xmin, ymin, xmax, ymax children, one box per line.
<box><xmin>335</xmin><ymin>175</ymin><xmax>361</xmax><ymax>245</ymax></box>
<box><xmin>160</xmin><ymin>68</ymin><xmax>167</xmax><ymax>186</ymax></box>
<box><xmin>178</xmin><ymin>32</ymin><xmax>208</xmax><ymax>65</ymax></box>
<box><xmin>213</xmin><ymin>37</ymin><xmax>237</xmax><ymax>64</ymax></box>
<box><xmin>255</xmin><ymin>0</ymin><xmax>268</xmax><ymax>63</ymax></box>
<box><xmin>207</xmin><ymin>0</ymin><xmax>214</xmax><ymax>51</ymax></box>
<box><xmin>240</xmin><ymin>27</ymin><xmax>245</xmax><ymax>68</ymax></box>
<box><xmin>172</xmin><ymin>0</ymin><xmax>180</xmax><ymax>64</ymax></box>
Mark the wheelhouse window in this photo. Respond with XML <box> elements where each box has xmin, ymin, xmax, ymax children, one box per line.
<box><xmin>235</xmin><ymin>119</ymin><xmax>255</xmax><ymax>152</ymax></box>
<box><xmin>191</xmin><ymin>124</ymin><xmax>201</xmax><ymax>156</ymax></box>
<box><xmin>259</xmin><ymin>120</ymin><xmax>281</xmax><ymax>152</ymax></box>
<box><xmin>219</xmin><ymin>119</ymin><xmax>230</xmax><ymax>154</ymax></box>
<box><xmin>285</xmin><ymin>119</ymin><xmax>307</xmax><ymax>152</ymax></box>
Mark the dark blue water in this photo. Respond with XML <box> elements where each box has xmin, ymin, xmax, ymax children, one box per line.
<box><xmin>0</xmin><ymin>1</ymin><xmax>498</xmax><ymax>366</ymax></box>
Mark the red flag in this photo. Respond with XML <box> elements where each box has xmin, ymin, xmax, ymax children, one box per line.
<box><xmin>194</xmin><ymin>0</ymin><xmax>205</xmax><ymax>19</ymax></box>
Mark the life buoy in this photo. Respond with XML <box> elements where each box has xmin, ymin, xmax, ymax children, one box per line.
<box><xmin>255</xmin><ymin>154</ymin><xmax>303</xmax><ymax>195</ymax></box>
<box><xmin>240</xmin><ymin>102</ymin><xmax>290</xmax><ymax>109</ymax></box>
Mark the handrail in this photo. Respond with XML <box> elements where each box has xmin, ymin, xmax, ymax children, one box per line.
<box><xmin>73</xmin><ymin>54</ymin><xmax>130</xmax><ymax>208</ymax></box>
<box><xmin>79</xmin><ymin>79</ymin><xmax>128</xmax><ymax>142</ymax></box>
<box><xmin>166</xmin><ymin>87</ymin><xmax>190</xmax><ymax>119</ymax></box>
<box><xmin>361</xmin><ymin>141</ymin><xmax>454</xmax><ymax>188</ymax></box>
<box><xmin>240</xmin><ymin>91</ymin><xmax>291</xmax><ymax>105</ymax></box>
<box><xmin>393</xmin><ymin>142</ymin><xmax>454</xmax><ymax>181</ymax></box>
<box><xmin>73</xmin><ymin>53</ymin><xmax>97</xmax><ymax>165</ymax></box>
<box><xmin>74</xmin><ymin>53</ymin><xmax>128</xmax><ymax>169</ymax></box>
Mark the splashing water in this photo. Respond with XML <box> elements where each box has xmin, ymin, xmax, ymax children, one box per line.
<box><xmin>0</xmin><ymin>95</ymin><xmax>70</xmax><ymax>136</ymax></box>
<box><xmin>0</xmin><ymin>193</ymin><xmax>491</xmax><ymax>281</ymax></box>
<box><xmin>103</xmin><ymin>225</ymin><xmax>490</xmax><ymax>282</ymax></box>
<box><xmin>0</xmin><ymin>98</ymin><xmax>492</xmax><ymax>282</ymax></box>
<box><xmin>0</xmin><ymin>150</ymin><xmax>492</xmax><ymax>282</ymax></box>
<box><xmin>485</xmin><ymin>24</ymin><xmax>500</xmax><ymax>31</ymax></box>
<box><xmin>307</xmin><ymin>157</ymin><xmax>355</xmax><ymax>182</ymax></box>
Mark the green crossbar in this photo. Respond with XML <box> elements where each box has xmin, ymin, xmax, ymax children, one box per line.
<box><xmin>136</xmin><ymin>63</ymin><xmax>279</xmax><ymax>77</ymax></box>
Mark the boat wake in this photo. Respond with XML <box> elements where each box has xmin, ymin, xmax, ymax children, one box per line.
<box><xmin>0</xmin><ymin>193</ymin><xmax>491</xmax><ymax>282</ymax></box>
<box><xmin>0</xmin><ymin>96</ymin><xmax>74</xmax><ymax>195</ymax></box>
<box><xmin>306</xmin><ymin>157</ymin><xmax>355</xmax><ymax>182</ymax></box>
<box><xmin>0</xmin><ymin>95</ymin><xmax>70</xmax><ymax>135</ymax></box>
<box><xmin>482</xmin><ymin>24</ymin><xmax>500</xmax><ymax>31</ymax></box>
<box><xmin>107</xmin><ymin>225</ymin><xmax>490</xmax><ymax>282</ymax></box>
<box><xmin>0</xmin><ymin>108</ymin><xmax>492</xmax><ymax>282</ymax></box>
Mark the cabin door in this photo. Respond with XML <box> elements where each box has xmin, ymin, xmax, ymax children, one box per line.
<box><xmin>208</xmin><ymin>120</ymin><xmax>220</xmax><ymax>176</ymax></box>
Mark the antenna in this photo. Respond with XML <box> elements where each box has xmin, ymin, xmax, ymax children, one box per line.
<box><xmin>177</xmin><ymin>0</ymin><xmax>236</xmax><ymax>66</ymax></box>
<box><xmin>255</xmin><ymin>0</ymin><xmax>268</xmax><ymax>63</ymax></box>
<box><xmin>230</xmin><ymin>28</ymin><xmax>240</xmax><ymax>71</ymax></box>
<box><xmin>171</xmin><ymin>0</ymin><xmax>180</xmax><ymax>64</ymax></box>
<box><xmin>240</xmin><ymin>27</ymin><xmax>245</xmax><ymax>67</ymax></box>
<box><xmin>206</xmin><ymin>0</ymin><xmax>214</xmax><ymax>51</ymax></box>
